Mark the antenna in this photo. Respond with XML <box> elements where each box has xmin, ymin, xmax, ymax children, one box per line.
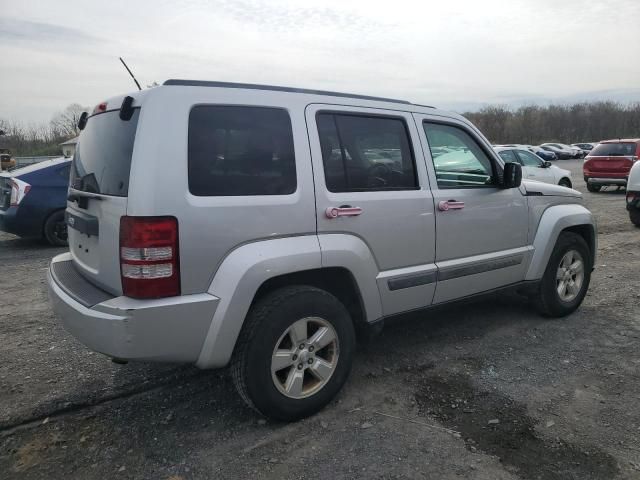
<box><xmin>119</xmin><ymin>57</ymin><xmax>142</xmax><ymax>91</ymax></box>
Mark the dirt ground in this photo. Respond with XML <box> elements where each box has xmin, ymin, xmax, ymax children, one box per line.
<box><xmin>1</xmin><ymin>159</ymin><xmax>639</xmax><ymax>480</ymax></box>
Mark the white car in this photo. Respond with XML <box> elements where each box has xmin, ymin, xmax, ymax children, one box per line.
<box><xmin>495</xmin><ymin>146</ymin><xmax>572</xmax><ymax>188</ymax></box>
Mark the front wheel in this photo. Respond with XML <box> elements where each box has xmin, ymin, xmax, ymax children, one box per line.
<box><xmin>586</xmin><ymin>183</ymin><xmax>601</xmax><ymax>193</ymax></box>
<box><xmin>231</xmin><ymin>285</ymin><xmax>355</xmax><ymax>421</ymax></box>
<box><xmin>558</xmin><ymin>178</ymin><xmax>572</xmax><ymax>188</ymax></box>
<box><xmin>533</xmin><ymin>232</ymin><xmax>591</xmax><ymax>317</ymax></box>
<box><xmin>43</xmin><ymin>210</ymin><xmax>68</xmax><ymax>246</ymax></box>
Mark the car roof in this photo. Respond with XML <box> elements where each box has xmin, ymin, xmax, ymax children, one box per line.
<box><xmin>599</xmin><ymin>139</ymin><xmax>640</xmax><ymax>144</ymax></box>
<box><xmin>0</xmin><ymin>157</ymin><xmax>70</xmax><ymax>178</ymax></box>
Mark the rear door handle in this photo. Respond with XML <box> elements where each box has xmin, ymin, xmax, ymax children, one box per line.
<box><xmin>438</xmin><ymin>200</ymin><xmax>465</xmax><ymax>211</ymax></box>
<box><xmin>325</xmin><ymin>206</ymin><xmax>363</xmax><ymax>218</ymax></box>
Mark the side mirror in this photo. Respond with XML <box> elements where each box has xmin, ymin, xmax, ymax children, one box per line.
<box><xmin>503</xmin><ymin>162</ymin><xmax>522</xmax><ymax>188</ymax></box>
<box><xmin>543</xmin><ymin>161</ymin><xmax>552</xmax><ymax>168</ymax></box>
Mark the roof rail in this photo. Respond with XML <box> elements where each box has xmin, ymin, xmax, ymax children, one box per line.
<box><xmin>163</xmin><ymin>79</ymin><xmax>412</xmax><ymax>105</ymax></box>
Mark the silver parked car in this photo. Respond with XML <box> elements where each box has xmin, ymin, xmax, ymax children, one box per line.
<box><xmin>48</xmin><ymin>80</ymin><xmax>597</xmax><ymax>421</ymax></box>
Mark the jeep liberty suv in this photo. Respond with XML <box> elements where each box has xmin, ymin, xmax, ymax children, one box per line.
<box><xmin>48</xmin><ymin>80</ymin><xmax>597</xmax><ymax>421</ymax></box>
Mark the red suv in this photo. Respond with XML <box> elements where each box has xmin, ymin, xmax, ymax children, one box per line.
<box><xmin>583</xmin><ymin>139</ymin><xmax>640</xmax><ymax>192</ymax></box>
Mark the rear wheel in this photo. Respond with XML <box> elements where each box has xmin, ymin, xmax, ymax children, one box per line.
<box><xmin>231</xmin><ymin>285</ymin><xmax>356</xmax><ymax>421</ymax></box>
<box><xmin>558</xmin><ymin>178</ymin><xmax>572</xmax><ymax>188</ymax></box>
<box><xmin>43</xmin><ymin>210</ymin><xmax>68</xmax><ymax>246</ymax></box>
<box><xmin>586</xmin><ymin>183</ymin><xmax>601</xmax><ymax>193</ymax></box>
<box><xmin>630</xmin><ymin>209</ymin><xmax>640</xmax><ymax>227</ymax></box>
<box><xmin>534</xmin><ymin>232</ymin><xmax>591</xmax><ymax>317</ymax></box>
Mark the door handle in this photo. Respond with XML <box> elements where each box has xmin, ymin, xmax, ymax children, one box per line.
<box><xmin>325</xmin><ymin>206</ymin><xmax>363</xmax><ymax>218</ymax></box>
<box><xmin>438</xmin><ymin>200</ymin><xmax>465</xmax><ymax>211</ymax></box>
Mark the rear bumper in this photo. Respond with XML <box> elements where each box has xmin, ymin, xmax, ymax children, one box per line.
<box><xmin>585</xmin><ymin>177</ymin><xmax>627</xmax><ymax>186</ymax></box>
<box><xmin>47</xmin><ymin>253</ymin><xmax>219</xmax><ymax>363</ymax></box>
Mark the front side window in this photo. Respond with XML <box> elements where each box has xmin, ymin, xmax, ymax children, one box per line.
<box><xmin>317</xmin><ymin>113</ymin><xmax>418</xmax><ymax>192</ymax></box>
<box><xmin>423</xmin><ymin>122</ymin><xmax>495</xmax><ymax>188</ymax></box>
<box><xmin>188</xmin><ymin>106</ymin><xmax>296</xmax><ymax>196</ymax></box>
<box><xmin>516</xmin><ymin>150</ymin><xmax>543</xmax><ymax>167</ymax></box>
<box><xmin>498</xmin><ymin>150</ymin><xmax>518</xmax><ymax>163</ymax></box>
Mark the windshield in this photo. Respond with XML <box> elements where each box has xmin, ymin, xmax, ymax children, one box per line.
<box><xmin>589</xmin><ymin>142</ymin><xmax>636</xmax><ymax>157</ymax></box>
<box><xmin>71</xmin><ymin>108</ymin><xmax>140</xmax><ymax>196</ymax></box>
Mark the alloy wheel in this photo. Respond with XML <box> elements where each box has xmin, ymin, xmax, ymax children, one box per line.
<box><xmin>271</xmin><ymin>317</ymin><xmax>339</xmax><ymax>399</ymax></box>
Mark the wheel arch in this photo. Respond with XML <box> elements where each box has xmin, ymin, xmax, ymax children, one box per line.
<box><xmin>41</xmin><ymin>207</ymin><xmax>66</xmax><ymax>236</ymax></box>
<box><xmin>196</xmin><ymin>235</ymin><xmax>381</xmax><ymax>369</ymax></box>
<box><xmin>525</xmin><ymin>204</ymin><xmax>597</xmax><ymax>281</ymax></box>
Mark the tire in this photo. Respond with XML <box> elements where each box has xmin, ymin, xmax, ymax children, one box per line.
<box><xmin>558</xmin><ymin>178</ymin><xmax>572</xmax><ymax>188</ymax></box>
<box><xmin>630</xmin><ymin>209</ymin><xmax>640</xmax><ymax>227</ymax></box>
<box><xmin>586</xmin><ymin>183</ymin><xmax>601</xmax><ymax>192</ymax></box>
<box><xmin>43</xmin><ymin>210</ymin><xmax>68</xmax><ymax>246</ymax></box>
<box><xmin>231</xmin><ymin>285</ymin><xmax>356</xmax><ymax>421</ymax></box>
<box><xmin>533</xmin><ymin>232</ymin><xmax>591</xmax><ymax>318</ymax></box>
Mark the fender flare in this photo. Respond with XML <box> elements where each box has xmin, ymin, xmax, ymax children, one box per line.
<box><xmin>195</xmin><ymin>234</ymin><xmax>382</xmax><ymax>369</ymax></box>
<box><xmin>524</xmin><ymin>204</ymin><xmax>596</xmax><ymax>281</ymax></box>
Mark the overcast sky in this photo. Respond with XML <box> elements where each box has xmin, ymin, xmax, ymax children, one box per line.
<box><xmin>1</xmin><ymin>0</ymin><xmax>639</xmax><ymax>123</ymax></box>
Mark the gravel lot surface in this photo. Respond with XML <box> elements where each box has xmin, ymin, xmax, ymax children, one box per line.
<box><xmin>1</xmin><ymin>159</ymin><xmax>639</xmax><ymax>479</ymax></box>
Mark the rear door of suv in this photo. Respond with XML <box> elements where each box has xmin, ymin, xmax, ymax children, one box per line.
<box><xmin>306</xmin><ymin>104</ymin><xmax>437</xmax><ymax>315</ymax></box>
<box><xmin>66</xmin><ymin>106</ymin><xmax>140</xmax><ymax>295</ymax></box>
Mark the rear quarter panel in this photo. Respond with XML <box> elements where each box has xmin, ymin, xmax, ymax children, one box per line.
<box><xmin>125</xmin><ymin>87</ymin><xmax>317</xmax><ymax>295</ymax></box>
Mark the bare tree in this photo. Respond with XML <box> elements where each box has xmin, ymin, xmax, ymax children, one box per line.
<box><xmin>50</xmin><ymin>103</ymin><xmax>88</xmax><ymax>138</ymax></box>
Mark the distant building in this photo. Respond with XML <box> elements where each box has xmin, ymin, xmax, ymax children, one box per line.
<box><xmin>60</xmin><ymin>136</ymin><xmax>79</xmax><ymax>158</ymax></box>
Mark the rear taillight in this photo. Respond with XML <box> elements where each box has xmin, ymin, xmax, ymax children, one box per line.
<box><xmin>10</xmin><ymin>178</ymin><xmax>31</xmax><ymax>206</ymax></box>
<box><xmin>119</xmin><ymin>216</ymin><xmax>180</xmax><ymax>299</ymax></box>
<box><xmin>627</xmin><ymin>192</ymin><xmax>639</xmax><ymax>204</ymax></box>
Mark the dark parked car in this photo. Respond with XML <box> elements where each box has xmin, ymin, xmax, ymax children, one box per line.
<box><xmin>540</xmin><ymin>144</ymin><xmax>573</xmax><ymax>160</ymax></box>
<box><xmin>525</xmin><ymin>145</ymin><xmax>557</xmax><ymax>161</ymax></box>
<box><xmin>0</xmin><ymin>158</ymin><xmax>71</xmax><ymax>245</ymax></box>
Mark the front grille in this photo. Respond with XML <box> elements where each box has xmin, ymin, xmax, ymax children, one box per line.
<box><xmin>51</xmin><ymin>260</ymin><xmax>115</xmax><ymax>307</ymax></box>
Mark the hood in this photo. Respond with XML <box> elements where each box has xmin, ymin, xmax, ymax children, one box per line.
<box><xmin>522</xmin><ymin>180</ymin><xmax>582</xmax><ymax>198</ymax></box>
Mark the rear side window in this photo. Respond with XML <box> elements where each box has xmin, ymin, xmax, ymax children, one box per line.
<box><xmin>589</xmin><ymin>142</ymin><xmax>637</xmax><ymax>157</ymax></box>
<box><xmin>71</xmin><ymin>109</ymin><xmax>140</xmax><ymax>196</ymax></box>
<box><xmin>497</xmin><ymin>150</ymin><xmax>518</xmax><ymax>163</ymax></box>
<box><xmin>317</xmin><ymin>113</ymin><xmax>418</xmax><ymax>192</ymax></box>
<box><xmin>188</xmin><ymin>106</ymin><xmax>296</xmax><ymax>196</ymax></box>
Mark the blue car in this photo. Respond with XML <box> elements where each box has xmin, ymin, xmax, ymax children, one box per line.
<box><xmin>0</xmin><ymin>158</ymin><xmax>71</xmax><ymax>245</ymax></box>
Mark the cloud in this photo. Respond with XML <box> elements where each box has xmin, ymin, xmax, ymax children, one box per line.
<box><xmin>1</xmin><ymin>0</ymin><xmax>639</xmax><ymax>122</ymax></box>
<box><xmin>0</xmin><ymin>17</ymin><xmax>102</xmax><ymax>47</ymax></box>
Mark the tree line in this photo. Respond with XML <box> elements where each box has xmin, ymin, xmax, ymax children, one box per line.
<box><xmin>0</xmin><ymin>104</ymin><xmax>86</xmax><ymax>157</ymax></box>
<box><xmin>2</xmin><ymin>100</ymin><xmax>639</xmax><ymax>157</ymax></box>
<box><xmin>463</xmin><ymin>101</ymin><xmax>640</xmax><ymax>145</ymax></box>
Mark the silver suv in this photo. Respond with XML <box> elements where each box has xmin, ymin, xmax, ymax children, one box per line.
<box><xmin>48</xmin><ymin>80</ymin><xmax>596</xmax><ymax>421</ymax></box>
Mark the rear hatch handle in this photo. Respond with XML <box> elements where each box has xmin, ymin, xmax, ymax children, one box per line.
<box><xmin>68</xmin><ymin>188</ymin><xmax>103</xmax><ymax>209</ymax></box>
<box><xmin>68</xmin><ymin>188</ymin><xmax>103</xmax><ymax>203</ymax></box>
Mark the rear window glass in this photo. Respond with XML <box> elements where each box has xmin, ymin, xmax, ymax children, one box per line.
<box><xmin>188</xmin><ymin>106</ymin><xmax>296</xmax><ymax>196</ymax></box>
<box><xmin>71</xmin><ymin>109</ymin><xmax>140</xmax><ymax>196</ymax></box>
<box><xmin>589</xmin><ymin>142</ymin><xmax>637</xmax><ymax>157</ymax></box>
